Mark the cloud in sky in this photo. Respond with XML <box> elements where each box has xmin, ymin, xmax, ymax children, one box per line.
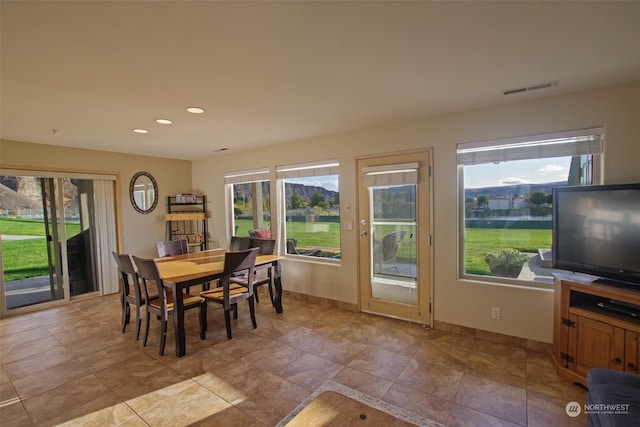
<box><xmin>539</xmin><ymin>164</ymin><xmax>568</xmax><ymax>173</ymax></box>
<box><xmin>538</xmin><ymin>163</ymin><xmax>570</xmax><ymax>181</ymax></box>
<box><xmin>498</xmin><ymin>176</ymin><xmax>532</xmax><ymax>186</ymax></box>
<box><xmin>465</xmin><ymin>157</ymin><xmax>573</xmax><ymax>188</ymax></box>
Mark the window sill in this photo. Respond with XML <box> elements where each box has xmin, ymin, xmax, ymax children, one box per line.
<box><xmin>284</xmin><ymin>255</ymin><xmax>341</xmax><ymax>267</ymax></box>
<box><xmin>458</xmin><ymin>274</ymin><xmax>554</xmax><ymax>292</ymax></box>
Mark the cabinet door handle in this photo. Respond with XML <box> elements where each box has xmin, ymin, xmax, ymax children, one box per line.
<box><xmin>611</xmin><ymin>357</ymin><xmax>622</xmax><ymax>365</ymax></box>
<box><xmin>628</xmin><ymin>363</ymin><xmax>637</xmax><ymax>371</ymax></box>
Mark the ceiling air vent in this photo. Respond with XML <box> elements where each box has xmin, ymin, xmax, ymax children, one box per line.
<box><xmin>502</xmin><ymin>80</ymin><xmax>558</xmax><ymax>96</ymax></box>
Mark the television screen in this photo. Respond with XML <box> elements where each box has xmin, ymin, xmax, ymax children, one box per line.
<box><xmin>552</xmin><ymin>183</ymin><xmax>640</xmax><ymax>287</ymax></box>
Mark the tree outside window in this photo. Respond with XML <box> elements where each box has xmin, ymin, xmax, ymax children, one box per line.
<box><xmin>224</xmin><ymin>169</ymin><xmax>271</xmax><ymax>237</ymax></box>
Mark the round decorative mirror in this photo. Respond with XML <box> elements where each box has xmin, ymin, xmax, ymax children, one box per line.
<box><xmin>129</xmin><ymin>171</ymin><xmax>158</xmax><ymax>214</ymax></box>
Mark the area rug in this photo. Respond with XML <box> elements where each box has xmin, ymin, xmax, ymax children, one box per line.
<box><xmin>276</xmin><ymin>381</ymin><xmax>444</xmax><ymax>427</ymax></box>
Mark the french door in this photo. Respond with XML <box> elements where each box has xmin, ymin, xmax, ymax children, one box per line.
<box><xmin>357</xmin><ymin>150</ymin><xmax>432</xmax><ymax>324</ymax></box>
<box><xmin>0</xmin><ymin>171</ymin><xmax>117</xmax><ymax>315</ymax></box>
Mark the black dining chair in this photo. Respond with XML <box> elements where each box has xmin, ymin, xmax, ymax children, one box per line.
<box><xmin>199</xmin><ymin>248</ymin><xmax>259</xmax><ymax>339</ymax></box>
<box><xmin>112</xmin><ymin>251</ymin><xmax>159</xmax><ymax>340</ymax></box>
<box><xmin>231</xmin><ymin>238</ymin><xmax>276</xmax><ymax>304</ymax></box>
<box><xmin>155</xmin><ymin>238</ymin><xmax>207</xmax><ymax>291</ymax></box>
<box><xmin>132</xmin><ymin>256</ymin><xmax>207</xmax><ymax>355</ymax></box>
<box><xmin>229</xmin><ymin>236</ymin><xmax>251</xmax><ymax>251</ymax></box>
<box><xmin>155</xmin><ymin>239</ymin><xmax>189</xmax><ymax>258</ymax></box>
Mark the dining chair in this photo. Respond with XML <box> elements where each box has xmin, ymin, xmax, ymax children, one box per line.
<box><xmin>231</xmin><ymin>238</ymin><xmax>276</xmax><ymax>304</ymax></box>
<box><xmin>199</xmin><ymin>247</ymin><xmax>259</xmax><ymax>339</ymax></box>
<box><xmin>112</xmin><ymin>251</ymin><xmax>158</xmax><ymax>340</ymax></box>
<box><xmin>229</xmin><ymin>236</ymin><xmax>251</xmax><ymax>251</ymax></box>
<box><xmin>132</xmin><ymin>256</ymin><xmax>207</xmax><ymax>355</ymax></box>
<box><xmin>155</xmin><ymin>239</ymin><xmax>189</xmax><ymax>258</ymax></box>
<box><xmin>155</xmin><ymin>238</ymin><xmax>207</xmax><ymax>291</ymax></box>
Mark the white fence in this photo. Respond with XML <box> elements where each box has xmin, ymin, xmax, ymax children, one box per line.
<box><xmin>0</xmin><ymin>209</ymin><xmax>80</xmax><ymax>221</ymax></box>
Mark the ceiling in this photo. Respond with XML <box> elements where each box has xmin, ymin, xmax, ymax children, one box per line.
<box><xmin>2</xmin><ymin>1</ymin><xmax>639</xmax><ymax>161</ymax></box>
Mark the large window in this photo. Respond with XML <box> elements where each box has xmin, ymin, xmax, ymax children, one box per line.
<box><xmin>457</xmin><ymin>128</ymin><xmax>603</xmax><ymax>284</ymax></box>
<box><xmin>224</xmin><ymin>169</ymin><xmax>271</xmax><ymax>238</ymax></box>
<box><xmin>277</xmin><ymin>161</ymin><xmax>341</xmax><ymax>260</ymax></box>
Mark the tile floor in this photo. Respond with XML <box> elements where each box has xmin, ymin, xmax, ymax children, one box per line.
<box><xmin>0</xmin><ymin>290</ymin><xmax>588</xmax><ymax>426</ymax></box>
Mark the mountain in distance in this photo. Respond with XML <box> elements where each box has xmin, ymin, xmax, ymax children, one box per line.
<box><xmin>0</xmin><ymin>176</ymin><xmax>79</xmax><ymax>210</ymax></box>
<box><xmin>237</xmin><ymin>181</ymin><xmax>561</xmax><ymax>203</ymax></box>
<box><xmin>284</xmin><ymin>183</ymin><xmax>338</xmax><ymax>203</ymax></box>
<box><xmin>465</xmin><ymin>181</ymin><xmax>566</xmax><ymax>199</ymax></box>
<box><xmin>233</xmin><ymin>182</ymin><xmax>338</xmax><ymax>204</ymax></box>
<box><xmin>0</xmin><ymin>182</ymin><xmax>41</xmax><ymax>210</ymax></box>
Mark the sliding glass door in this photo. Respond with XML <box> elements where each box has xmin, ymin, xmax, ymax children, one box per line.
<box><xmin>0</xmin><ymin>172</ymin><xmax>115</xmax><ymax>313</ymax></box>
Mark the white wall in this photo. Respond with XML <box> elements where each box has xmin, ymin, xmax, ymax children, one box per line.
<box><xmin>193</xmin><ymin>82</ymin><xmax>640</xmax><ymax>342</ymax></box>
<box><xmin>2</xmin><ymin>82</ymin><xmax>638</xmax><ymax>342</ymax></box>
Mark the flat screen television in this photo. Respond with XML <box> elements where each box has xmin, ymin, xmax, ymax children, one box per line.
<box><xmin>552</xmin><ymin>183</ymin><xmax>640</xmax><ymax>288</ymax></box>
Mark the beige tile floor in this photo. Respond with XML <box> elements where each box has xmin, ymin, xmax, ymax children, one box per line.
<box><xmin>0</xmin><ymin>290</ymin><xmax>588</xmax><ymax>426</ymax></box>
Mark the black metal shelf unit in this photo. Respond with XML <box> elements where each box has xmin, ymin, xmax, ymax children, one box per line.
<box><xmin>165</xmin><ymin>195</ymin><xmax>207</xmax><ymax>252</ymax></box>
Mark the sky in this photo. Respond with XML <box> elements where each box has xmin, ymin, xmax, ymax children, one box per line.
<box><xmin>464</xmin><ymin>157</ymin><xmax>572</xmax><ymax>189</ymax></box>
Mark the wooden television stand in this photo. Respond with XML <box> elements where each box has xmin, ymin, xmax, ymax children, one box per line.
<box><xmin>552</xmin><ymin>273</ymin><xmax>640</xmax><ymax>387</ymax></box>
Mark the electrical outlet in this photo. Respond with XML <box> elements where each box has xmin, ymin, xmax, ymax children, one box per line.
<box><xmin>491</xmin><ymin>307</ymin><xmax>501</xmax><ymax>320</ymax></box>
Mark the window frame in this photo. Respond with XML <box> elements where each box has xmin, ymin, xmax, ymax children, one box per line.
<box><xmin>224</xmin><ymin>168</ymin><xmax>271</xmax><ymax>243</ymax></box>
<box><xmin>276</xmin><ymin>160</ymin><xmax>341</xmax><ymax>263</ymax></box>
<box><xmin>457</xmin><ymin>128</ymin><xmax>604</xmax><ymax>287</ymax></box>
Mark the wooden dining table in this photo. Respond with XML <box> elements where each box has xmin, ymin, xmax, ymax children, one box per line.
<box><xmin>155</xmin><ymin>248</ymin><xmax>284</xmax><ymax>357</ymax></box>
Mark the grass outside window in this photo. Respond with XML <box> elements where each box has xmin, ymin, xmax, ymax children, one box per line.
<box><xmin>3</xmin><ymin>217</ymin><xmax>553</xmax><ymax>282</ymax></box>
<box><xmin>1</xmin><ymin>218</ymin><xmax>80</xmax><ymax>281</ymax></box>
<box><xmin>464</xmin><ymin>228</ymin><xmax>551</xmax><ymax>276</ymax></box>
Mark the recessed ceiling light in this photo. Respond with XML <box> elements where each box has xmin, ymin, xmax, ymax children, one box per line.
<box><xmin>186</xmin><ymin>107</ymin><xmax>205</xmax><ymax>114</ymax></box>
<box><xmin>156</xmin><ymin>119</ymin><xmax>172</xmax><ymax>125</ymax></box>
<box><xmin>133</xmin><ymin>128</ymin><xmax>149</xmax><ymax>134</ymax></box>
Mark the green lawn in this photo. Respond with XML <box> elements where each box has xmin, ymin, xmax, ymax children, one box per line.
<box><xmin>464</xmin><ymin>228</ymin><xmax>552</xmax><ymax>275</ymax></box>
<box><xmin>2</xmin><ymin>238</ymin><xmax>51</xmax><ymax>281</ymax></box>
<box><xmin>237</xmin><ymin>218</ymin><xmax>551</xmax><ymax>273</ymax></box>
<box><xmin>1</xmin><ymin>217</ymin><xmax>50</xmax><ymax>236</ymax></box>
<box><xmin>1</xmin><ymin>218</ymin><xmax>81</xmax><ymax>281</ymax></box>
<box><xmin>2</xmin><ymin>216</ymin><xmax>552</xmax><ymax>281</ymax></box>
<box><xmin>236</xmin><ymin>218</ymin><xmax>341</xmax><ymax>254</ymax></box>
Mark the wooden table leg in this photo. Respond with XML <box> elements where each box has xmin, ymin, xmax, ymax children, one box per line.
<box><xmin>273</xmin><ymin>260</ymin><xmax>283</xmax><ymax>313</ymax></box>
<box><xmin>171</xmin><ymin>283</ymin><xmax>186</xmax><ymax>357</ymax></box>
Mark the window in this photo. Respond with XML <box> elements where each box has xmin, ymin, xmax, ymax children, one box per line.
<box><xmin>224</xmin><ymin>169</ymin><xmax>271</xmax><ymax>237</ymax></box>
<box><xmin>277</xmin><ymin>160</ymin><xmax>341</xmax><ymax>260</ymax></box>
<box><xmin>364</xmin><ymin>163</ymin><xmax>419</xmax><ymax>304</ymax></box>
<box><xmin>457</xmin><ymin>128</ymin><xmax>603</xmax><ymax>284</ymax></box>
